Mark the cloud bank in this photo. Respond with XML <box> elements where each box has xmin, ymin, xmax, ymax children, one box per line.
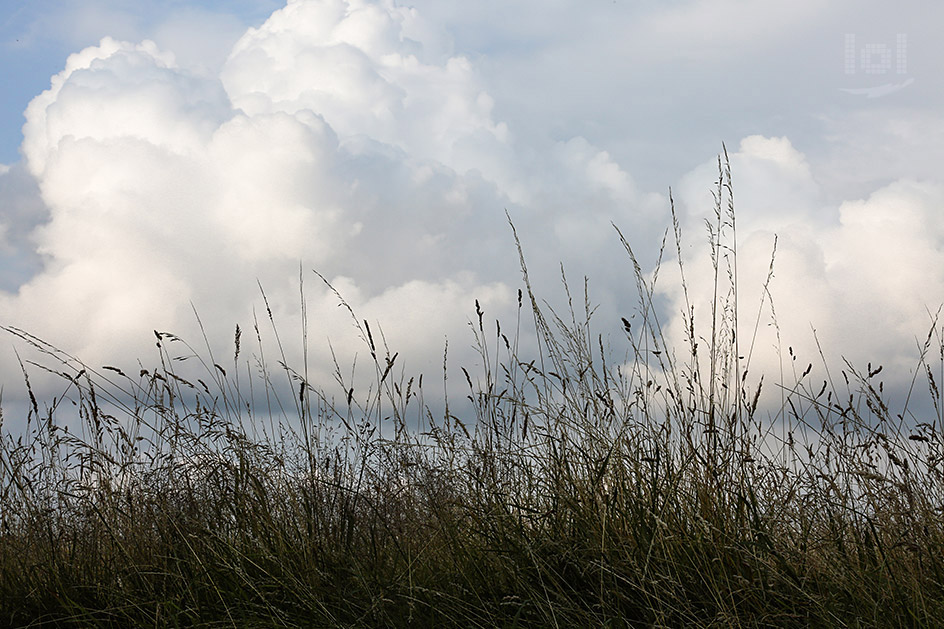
<box><xmin>0</xmin><ymin>0</ymin><xmax>662</xmax><ymax>415</ymax></box>
<box><xmin>664</xmin><ymin>136</ymin><xmax>944</xmax><ymax>409</ymax></box>
<box><xmin>0</xmin><ymin>0</ymin><xmax>941</xmax><ymax>426</ymax></box>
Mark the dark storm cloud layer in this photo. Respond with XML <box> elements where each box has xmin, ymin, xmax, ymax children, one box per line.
<box><xmin>0</xmin><ymin>0</ymin><xmax>941</xmax><ymax>425</ymax></box>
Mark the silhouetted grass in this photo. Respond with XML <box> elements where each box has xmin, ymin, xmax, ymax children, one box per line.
<box><xmin>2</xmin><ymin>151</ymin><xmax>943</xmax><ymax>627</ymax></box>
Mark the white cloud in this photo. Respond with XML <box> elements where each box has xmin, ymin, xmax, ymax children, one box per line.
<box><xmin>1</xmin><ymin>0</ymin><xmax>942</xmax><ymax>430</ymax></box>
<box><xmin>220</xmin><ymin>0</ymin><xmax>516</xmax><ymax>197</ymax></box>
<box><xmin>0</xmin><ymin>1</ymin><xmax>565</xmax><ymax>410</ymax></box>
<box><xmin>660</xmin><ymin>136</ymin><xmax>944</xmax><ymax>413</ymax></box>
<box><xmin>22</xmin><ymin>37</ymin><xmax>230</xmax><ymax>179</ymax></box>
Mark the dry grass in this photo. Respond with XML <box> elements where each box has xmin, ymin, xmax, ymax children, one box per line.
<box><xmin>2</xmin><ymin>151</ymin><xmax>944</xmax><ymax>627</ymax></box>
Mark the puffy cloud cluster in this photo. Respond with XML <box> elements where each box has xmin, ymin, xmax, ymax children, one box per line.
<box><xmin>0</xmin><ymin>0</ymin><xmax>941</xmax><ymax>428</ymax></box>
<box><xmin>0</xmin><ymin>0</ymin><xmax>659</xmax><ymax>415</ymax></box>
<box><xmin>220</xmin><ymin>0</ymin><xmax>518</xmax><ymax>198</ymax></box>
<box><xmin>661</xmin><ymin>136</ymin><xmax>944</xmax><ymax>410</ymax></box>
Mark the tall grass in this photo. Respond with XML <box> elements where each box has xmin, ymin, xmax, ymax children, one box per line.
<box><xmin>2</xmin><ymin>152</ymin><xmax>944</xmax><ymax>627</ymax></box>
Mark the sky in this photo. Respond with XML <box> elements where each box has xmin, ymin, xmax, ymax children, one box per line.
<box><xmin>0</xmin><ymin>0</ymin><xmax>941</xmax><ymax>431</ymax></box>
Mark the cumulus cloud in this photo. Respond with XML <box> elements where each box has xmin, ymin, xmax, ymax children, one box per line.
<box><xmin>0</xmin><ymin>0</ymin><xmax>941</xmax><ymax>431</ymax></box>
<box><xmin>1</xmin><ymin>0</ymin><xmax>668</xmax><ymax>420</ymax></box>
<box><xmin>660</xmin><ymin>136</ymin><xmax>944</xmax><ymax>412</ymax></box>
<box><xmin>220</xmin><ymin>0</ymin><xmax>517</xmax><ymax>198</ymax></box>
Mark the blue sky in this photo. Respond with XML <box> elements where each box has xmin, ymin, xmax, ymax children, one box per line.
<box><xmin>0</xmin><ymin>0</ymin><xmax>941</xmax><ymax>426</ymax></box>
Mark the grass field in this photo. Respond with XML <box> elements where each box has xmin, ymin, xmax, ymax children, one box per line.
<box><xmin>2</xmin><ymin>153</ymin><xmax>943</xmax><ymax>627</ymax></box>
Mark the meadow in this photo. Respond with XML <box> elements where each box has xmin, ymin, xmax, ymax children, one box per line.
<box><xmin>2</xmin><ymin>153</ymin><xmax>943</xmax><ymax>627</ymax></box>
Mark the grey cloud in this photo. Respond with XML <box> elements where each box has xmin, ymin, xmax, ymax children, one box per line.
<box><xmin>0</xmin><ymin>163</ymin><xmax>47</xmax><ymax>292</ymax></box>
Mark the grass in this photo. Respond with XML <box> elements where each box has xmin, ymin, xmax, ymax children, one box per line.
<box><xmin>2</xmin><ymin>151</ymin><xmax>944</xmax><ymax>627</ymax></box>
